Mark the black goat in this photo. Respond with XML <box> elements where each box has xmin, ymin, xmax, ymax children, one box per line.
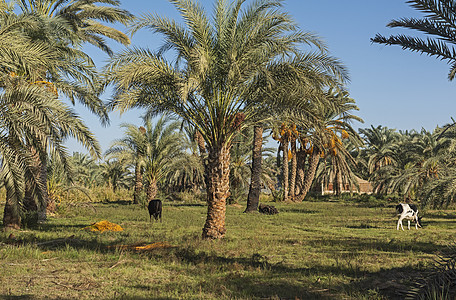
<box><xmin>148</xmin><ymin>199</ymin><xmax>162</xmax><ymax>222</ymax></box>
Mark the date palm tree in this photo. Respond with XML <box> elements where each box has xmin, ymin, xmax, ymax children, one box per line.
<box><xmin>141</xmin><ymin>117</ymin><xmax>182</xmax><ymax>202</ymax></box>
<box><xmin>162</xmin><ymin>123</ymin><xmax>205</xmax><ymax>193</ymax></box>
<box><xmin>294</xmin><ymin>88</ymin><xmax>363</xmax><ymax>200</ymax></box>
<box><xmin>106</xmin><ymin>116</ymin><xmax>183</xmax><ymax>203</ymax></box>
<box><xmin>359</xmin><ymin>125</ymin><xmax>401</xmax><ymax>193</ymax></box>
<box><xmin>0</xmin><ymin>6</ymin><xmax>100</xmax><ymax>229</ymax></box>
<box><xmin>8</xmin><ymin>0</ymin><xmax>133</xmax><ymax>220</ymax></box>
<box><xmin>105</xmin><ymin>124</ymin><xmax>147</xmax><ymax>204</ymax></box>
<box><xmin>1</xmin><ymin>74</ymin><xmax>100</xmax><ymax>229</ymax></box>
<box><xmin>105</xmin><ymin>0</ymin><xmax>348</xmax><ymax>239</ymax></box>
<box><xmin>14</xmin><ymin>0</ymin><xmax>133</xmax><ymax>56</ymax></box>
<box><xmin>371</xmin><ymin>0</ymin><xmax>456</xmax><ymax>80</ymax></box>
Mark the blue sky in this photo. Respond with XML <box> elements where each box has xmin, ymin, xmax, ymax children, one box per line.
<box><xmin>65</xmin><ymin>0</ymin><xmax>456</xmax><ymax>154</ymax></box>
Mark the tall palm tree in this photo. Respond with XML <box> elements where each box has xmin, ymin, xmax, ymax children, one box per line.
<box><xmin>0</xmin><ymin>7</ymin><xmax>100</xmax><ymax>229</ymax></box>
<box><xmin>105</xmin><ymin>0</ymin><xmax>348</xmax><ymax>239</ymax></box>
<box><xmin>1</xmin><ymin>74</ymin><xmax>100</xmax><ymax>229</ymax></box>
<box><xmin>371</xmin><ymin>0</ymin><xmax>456</xmax><ymax>80</ymax></box>
<box><xmin>14</xmin><ymin>0</ymin><xmax>133</xmax><ymax>56</ymax></box>
<box><xmin>294</xmin><ymin>88</ymin><xmax>363</xmax><ymax>200</ymax></box>
<box><xmin>9</xmin><ymin>0</ymin><xmax>133</xmax><ymax>220</ymax></box>
<box><xmin>245</xmin><ymin>125</ymin><xmax>264</xmax><ymax>212</ymax></box>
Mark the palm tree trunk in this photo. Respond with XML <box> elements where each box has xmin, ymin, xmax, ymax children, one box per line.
<box><xmin>146</xmin><ymin>179</ymin><xmax>157</xmax><ymax>202</ymax></box>
<box><xmin>23</xmin><ymin>146</ymin><xmax>47</xmax><ymax>222</ymax></box>
<box><xmin>133</xmin><ymin>160</ymin><xmax>143</xmax><ymax>204</ymax></box>
<box><xmin>202</xmin><ymin>144</ymin><xmax>230</xmax><ymax>239</ymax></box>
<box><xmin>282</xmin><ymin>141</ymin><xmax>289</xmax><ymax>201</ymax></box>
<box><xmin>289</xmin><ymin>140</ymin><xmax>297</xmax><ymax>200</ymax></box>
<box><xmin>245</xmin><ymin>125</ymin><xmax>263</xmax><ymax>213</ymax></box>
<box><xmin>38</xmin><ymin>157</ymin><xmax>49</xmax><ymax>221</ymax></box>
<box><xmin>295</xmin><ymin>148</ymin><xmax>321</xmax><ymax>202</ymax></box>
<box><xmin>335</xmin><ymin>166</ymin><xmax>343</xmax><ymax>195</ymax></box>
<box><xmin>3</xmin><ymin>189</ymin><xmax>21</xmax><ymax>230</ymax></box>
<box><xmin>294</xmin><ymin>149</ymin><xmax>307</xmax><ymax>196</ymax></box>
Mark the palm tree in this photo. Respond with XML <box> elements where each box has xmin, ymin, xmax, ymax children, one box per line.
<box><xmin>141</xmin><ymin>117</ymin><xmax>182</xmax><ymax>202</ymax></box>
<box><xmin>107</xmin><ymin>116</ymin><xmax>183</xmax><ymax>202</ymax></box>
<box><xmin>0</xmin><ymin>8</ymin><xmax>100</xmax><ymax>229</ymax></box>
<box><xmin>245</xmin><ymin>125</ymin><xmax>264</xmax><ymax>212</ymax></box>
<box><xmin>100</xmin><ymin>156</ymin><xmax>129</xmax><ymax>192</ymax></box>
<box><xmin>69</xmin><ymin>152</ymin><xmax>103</xmax><ymax>187</ymax></box>
<box><xmin>294</xmin><ymin>88</ymin><xmax>363</xmax><ymax>200</ymax></box>
<box><xmin>1</xmin><ymin>74</ymin><xmax>100</xmax><ymax>229</ymax></box>
<box><xmin>105</xmin><ymin>0</ymin><xmax>348</xmax><ymax>239</ymax></box>
<box><xmin>14</xmin><ymin>0</ymin><xmax>133</xmax><ymax>56</ymax></box>
<box><xmin>10</xmin><ymin>0</ymin><xmax>133</xmax><ymax>217</ymax></box>
<box><xmin>162</xmin><ymin>123</ymin><xmax>205</xmax><ymax>194</ymax></box>
<box><xmin>371</xmin><ymin>0</ymin><xmax>456</xmax><ymax>80</ymax></box>
<box><xmin>359</xmin><ymin>125</ymin><xmax>401</xmax><ymax>194</ymax></box>
<box><xmin>105</xmin><ymin>124</ymin><xmax>147</xmax><ymax>204</ymax></box>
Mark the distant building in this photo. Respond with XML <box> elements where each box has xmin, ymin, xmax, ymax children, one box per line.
<box><xmin>314</xmin><ymin>176</ymin><xmax>373</xmax><ymax>195</ymax></box>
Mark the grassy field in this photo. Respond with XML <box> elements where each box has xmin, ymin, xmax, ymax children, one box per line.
<box><xmin>1</xmin><ymin>198</ymin><xmax>455</xmax><ymax>299</ymax></box>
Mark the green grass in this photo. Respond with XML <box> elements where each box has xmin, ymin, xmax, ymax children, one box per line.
<box><xmin>0</xmin><ymin>199</ymin><xmax>455</xmax><ymax>299</ymax></box>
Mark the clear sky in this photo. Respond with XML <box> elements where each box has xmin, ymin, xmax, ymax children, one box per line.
<box><xmin>65</xmin><ymin>0</ymin><xmax>456</xmax><ymax>155</ymax></box>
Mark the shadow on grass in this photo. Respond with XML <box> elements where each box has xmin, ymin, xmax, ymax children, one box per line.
<box><xmin>134</xmin><ymin>246</ymin><xmax>422</xmax><ymax>299</ymax></box>
<box><xmin>102</xmin><ymin>199</ymin><xmax>132</xmax><ymax>205</ymax></box>
<box><xmin>167</xmin><ymin>203</ymin><xmax>206</xmax><ymax>207</ymax></box>
<box><xmin>300</xmin><ymin>236</ymin><xmax>440</xmax><ymax>255</ymax></box>
<box><xmin>422</xmin><ymin>213</ymin><xmax>456</xmax><ymax>220</ymax></box>
<box><xmin>279</xmin><ymin>208</ymin><xmax>319</xmax><ymax>214</ymax></box>
<box><xmin>35</xmin><ymin>223</ymin><xmax>88</xmax><ymax>232</ymax></box>
<box><xmin>0</xmin><ymin>231</ymin><xmax>438</xmax><ymax>300</ymax></box>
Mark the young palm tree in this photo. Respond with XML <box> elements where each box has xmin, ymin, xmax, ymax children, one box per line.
<box><xmin>359</xmin><ymin>125</ymin><xmax>401</xmax><ymax>193</ymax></box>
<box><xmin>141</xmin><ymin>117</ymin><xmax>182</xmax><ymax>202</ymax></box>
<box><xmin>372</xmin><ymin>0</ymin><xmax>456</xmax><ymax>80</ymax></box>
<box><xmin>100</xmin><ymin>156</ymin><xmax>130</xmax><ymax>193</ymax></box>
<box><xmin>107</xmin><ymin>116</ymin><xmax>183</xmax><ymax>202</ymax></box>
<box><xmin>69</xmin><ymin>152</ymin><xmax>102</xmax><ymax>186</ymax></box>
<box><xmin>105</xmin><ymin>0</ymin><xmax>348</xmax><ymax>239</ymax></box>
<box><xmin>105</xmin><ymin>124</ymin><xmax>147</xmax><ymax>204</ymax></box>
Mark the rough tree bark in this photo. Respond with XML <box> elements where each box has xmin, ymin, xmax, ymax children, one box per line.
<box><xmin>245</xmin><ymin>125</ymin><xmax>263</xmax><ymax>213</ymax></box>
<box><xmin>146</xmin><ymin>179</ymin><xmax>158</xmax><ymax>202</ymax></box>
<box><xmin>134</xmin><ymin>160</ymin><xmax>143</xmax><ymax>204</ymax></box>
<box><xmin>289</xmin><ymin>140</ymin><xmax>297</xmax><ymax>200</ymax></box>
<box><xmin>282</xmin><ymin>141</ymin><xmax>289</xmax><ymax>201</ymax></box>
<box><xmin>294</xmin><ymin>149</ymin><xmax>307</xmax><ymax>196</ymax></box>
<box><xmin>202</xmin><ymin>144</ymin><xmax>231</xmax><ymax>239</ymax></box>
<box><xmin>3</xmin><ymin>188</ymin><xmax>21</xmax><ymax>230</ymax></box>
<box><xmin>295</xmin><ymin>148</ymin><xmax>321</xmax><ymax>202</ymax></box>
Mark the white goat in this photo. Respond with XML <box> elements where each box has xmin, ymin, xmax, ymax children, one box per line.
<box><xmin>396</xmin><ymin>203</ymin><xmax>422</xmax><ymax>230</ymax></box>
